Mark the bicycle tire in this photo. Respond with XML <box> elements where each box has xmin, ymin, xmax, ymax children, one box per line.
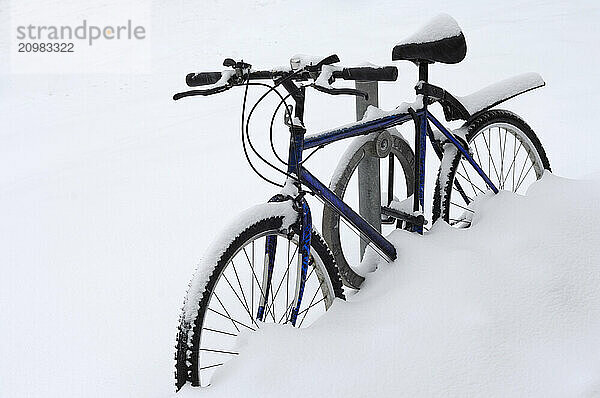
<box><xmin>175</xmin><ymin>215</ymin><xmax>344</xmax><ymax>390</ymax></box>
<box><xmin>433</xmin><ymin>109</ymin><xmax>550</xmax><ymax>225</ymax></box>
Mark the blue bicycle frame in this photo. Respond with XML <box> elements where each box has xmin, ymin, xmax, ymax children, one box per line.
<box><xmin>299</xmin><ymin>108</ymin><xmax>497</xmax><ymax>253</ymax></box>
<box><xmin>262</xmin><ymin>69</ymin><xmax>498</xmax><ymax>325</ymax></box>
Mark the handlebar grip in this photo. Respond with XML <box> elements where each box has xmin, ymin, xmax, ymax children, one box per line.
<box><xmin>186</xmin><ymin>72</ymin><xmax>223</xmax><ymax>87</ymax></box>
<box><xmin>336</xmin><ymin>66</ymin><xmax>398</xmax><ymax>82</ymax></box>
<box><xmin>247</xmin><ymin>71</ymin><xmax>275</xmax><ymax>80</ymax></box>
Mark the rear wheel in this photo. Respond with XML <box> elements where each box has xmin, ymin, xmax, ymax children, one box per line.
<box><xmin>175</xmin><ymin>216</ymin><xmax>344</xmax><ymax>390</ymax></box>
<box><xmin>433</xmin><ymin>109</ymin><xmax>550</xmax><ymax>226</ymax></box>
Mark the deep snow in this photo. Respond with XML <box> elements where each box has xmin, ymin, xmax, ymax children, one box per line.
<box><xmin>176</xmin><ymin>173</ymin><xmax>600</xmax><ymax>397</ymax></box>
<box><xmin>2</xmin><ymin>0</ymin><xmax>600</xmax><ymax>397</ymax></box>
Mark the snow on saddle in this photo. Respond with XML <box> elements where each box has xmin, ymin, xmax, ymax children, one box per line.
<box><xmin>392</xmin><ymin>14</ymin><xmax>467</xmax><ymax>64</ymax></box>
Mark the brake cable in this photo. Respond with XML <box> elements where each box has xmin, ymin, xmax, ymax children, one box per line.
<box><xmin>241</xmin><ymin>71</ymin><xmax>308</xmax><ymax>187</ymax></box>
<box><xmin>267</xmin><ymin>89</ymin><xmax>324</xmax><ymax>167</ymax></box>
<box><xmin>244</xmin><ymin>82</ymin><xmax>296</xmax><ymax>175</ymax></box>
<box><xmin>241</xmin><ymin>72</ymin><xmax>306</xmax><ymax>185</ymax></box>
<box><xmin>240</xmin><ymin>80</ymin><xmax>285</xmax><ymax>187</ymax></box>
<box><xmin>240</xmin><ymin>68</ymin><xmax>335</xmax><ymax>188</ymax></box>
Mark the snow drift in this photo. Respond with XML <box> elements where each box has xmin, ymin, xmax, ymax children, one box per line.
<box><xmin>178</xmin><ymin>173</ymin><xmax>600</xmax><ymax>397</ymax></box>
<box><xmin>3</xmin><ymin>1</ymin><xmax>600</xmax><ymax>397</ymax></box>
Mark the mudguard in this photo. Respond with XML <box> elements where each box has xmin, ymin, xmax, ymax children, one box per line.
<box><xmin>458</xmin><ymin>72</ymin><xmax>545</xmax><ymax>117</ymax></box>
<box><xmin>421</xmin><ymin>73</ymin><xmax>545</xmax><ymax>122</ymax></box>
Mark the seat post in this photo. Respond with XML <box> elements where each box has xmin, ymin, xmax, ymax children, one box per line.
<box><xmin>418</xmin><ymin>61</ymin><xmax>428</xmax><ymax>83</ymax></box>
<box><xmin>413</xmin><ymin>61</ymin><xmax>429</xmax><ymax>234</ymax></box>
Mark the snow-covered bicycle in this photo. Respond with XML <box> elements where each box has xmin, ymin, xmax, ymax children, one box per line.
<box><xmin>172</xmin><ymin>14</ymin><xmax>550</xmax><ymax>390</ymax></box>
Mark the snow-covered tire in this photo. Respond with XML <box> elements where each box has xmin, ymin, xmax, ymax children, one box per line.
<box><xmin>175</xmin><ymin>209</ymin><xmax>344</xmax><ymax>390</ymax></box>
<box><xmin>433</xmin><ymin>109</ymin><xmax>550</xmax><ymax>225</ymax></box>
<box><xmin>322</xmin><ymin>129</ymin><xmax>414</xmax><ymax>289</ymax></box>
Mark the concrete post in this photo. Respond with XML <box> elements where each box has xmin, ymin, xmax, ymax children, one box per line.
<box><xmin>355</xmin><ymin>81</ymin><xmax>381</xmax><ymax>259</ymax></box>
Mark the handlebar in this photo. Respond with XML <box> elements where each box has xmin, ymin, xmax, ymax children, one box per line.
<box><xmin>184</xmin><ymin>70</ymin><xmax>288</xmax><ymax>89</ymax></box>
<box><xmin>332</xmin><ymin>66</ymin><xmax>398</xmax><ymax>82</ymax></box>
<box><xmin>185</xmin><ymin>66</ymin><xmax>397</xmax><ymax>87</ymax></box>
<box><xmin>173</xmin><ymin>57</ymin><xmax>398</xmax><ymax>100</ymax></box>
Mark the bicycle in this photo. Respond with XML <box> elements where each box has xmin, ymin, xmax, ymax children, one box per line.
<box><xmin>172</xmin><ymin>14</ymin><xmax>550</xmax><ymax>390</ymax></box>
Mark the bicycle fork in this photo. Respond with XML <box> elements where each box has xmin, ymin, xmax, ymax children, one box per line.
<box><xmin>289</xmin><ymin>198</ymin><xmax>311</xmax><ymax>325</ymax></box>
<box><xmin>257</xmin><ymin>235</ymin><xmax>277</xmax><ymax>321</ymax></box>
<box><xmin>256</xmin><ymin>195</ymin><xmax>312</xmax><ymax>326</ymax></box>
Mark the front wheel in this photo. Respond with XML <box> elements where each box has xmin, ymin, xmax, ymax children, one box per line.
<box><xmin>175</xmin><ymin>212</ymin><xmax>344</xmax><ymax>390</ymax></box>
<box><xmin>433</xmin><ymin>109</ymin><xmax>551</xmax><ymax>226</ymax></box>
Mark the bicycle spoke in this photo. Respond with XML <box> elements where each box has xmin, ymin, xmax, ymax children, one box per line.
<box><xmin>488</xmin><ymin>129</ymin><xmax>492</xmax><ymax>178</ymax></box>
<box><xmin>515</xmin><ymin>154</ymin><xmax>531</xmax><ymax>193</ymax></box>
<box><xmin>222</xmin><ymin>272</ymin><xmax>256</xmax><ymax>327</ymax></box>
<box><xmin>298</xmin><ymin>277</ymin><xmax>326</xmax><ymax>327</ymax></box>
<box><xmin>450</xmin><ymin>201</ymin><xmax>474</xmax><ymax>213</ymax></box>
<box><xmin>199</xmin><ymin>348</ymin><xmax>239</xmax><ymax>356</ymax></box>
<box><xmin>207</xmin><ymin>306</ymin><xmax>256</xmax><ymax>332</ymax></box>
<box><xmin>264</xmin><ymin>246</ymin><xmax>299</xmax><ymax>318</ymax></box>
<box><xmin>203</xmin><ymin>327</ymin><xmax>238</xmax><ymax>337</ymax></box>
<box><xmin>242</xmin><ymin>247</ymin><xmax>276</xmax><ymax>322</ymax></box>
<box><xmin>279</xmin><ymin>301</ymin><xmax>294</xmax><ymax>324</ymax></box>
<box><xmin>268</xmin><ymin>251</ymin><xmax>316</xmax><ymax>323</ymax></box>
<box><xmin>298</xmin><ymin>296</ymin><xmax>326</xmax><ymax>327</ymax></box>
<box><xmin>499</xmin><ymin>128</ymin><xmax>508</xmax><ymax>189</ymax></box>
<box><xmin>472</xmin><ymin>139</ymin><xmax>489</xmax><ymax>190</ymax></box>
<box><xmin>456</xmin><ymin>168</ymin><xmax>486</xmax><ymax>195</ymax></box>
<box><xmin>458</xmin><ymin>161</ymin><xmax>481</xmax><ymax>197</ymax></box>
<box><xmin>212</xmin><ymin>292</ymin><xmax>241</xmax><ymax>332</ymax></box>
<box><xmin>473</xmin><ymin>138</ymin><xmax>484</xmax><ymax>173</ymax></box>
<box><xmin>199</xmin><ymin>363</ymin><xmax>224</xmax><ymax>371</ymax></box>
<box><xmin>515</xmin><ymin>162</ymin><xmax>535</xmax><ymax>192</ymax></box>
<box><xmin>482</xmin><ymin>130</ymin><xmax>502</xmax><ymax>184</ymax></box>
<box><xmin>499</xmin><ymin>137</ymin><xmax>523</xmax><ymax>192</ymax></box>
<box><xmin>306</xmin><ymin>263</ymin><xmax>316</xmax><ymax>282</ymax></box>
<box><xmin>280</xmin><ymin>258</ymin><xmax>317</xmax><ymax>325</ymax></box>
<box><xmin>230</xmin><ymin>260</ymin><xmax>255</xmax><ymax>326</ymax></box>
<box><xmin>511</xmin><ymin>135</ymin><xmax>520</xmax><ymax>191</ymax></box>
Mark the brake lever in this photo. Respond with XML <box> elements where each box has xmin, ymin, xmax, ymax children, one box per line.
<box><xmin>173</xmin><ymin>85</ymin><xmax>231</xmax><ymax>100</ymax></box>
<box><xmin>311</xmin><ymin>84</ymin><xmax>369</xmax><ymax>100</ymax></box>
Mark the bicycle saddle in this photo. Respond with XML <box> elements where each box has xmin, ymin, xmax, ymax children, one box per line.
<box><xmin>392</xmin><ymin>14</ymin><xmax>467</xmax><ymax>65</ymax></box>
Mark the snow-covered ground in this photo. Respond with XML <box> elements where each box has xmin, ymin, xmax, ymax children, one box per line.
<box><xmin>178</xmin><ymin>173</ymin><xmax>600</xmax><ymax>397</ymax></box>
<box><xmin>1</xmin><ymin>1</ymin><xmax>600</xmax><ymax>397</ymax></box>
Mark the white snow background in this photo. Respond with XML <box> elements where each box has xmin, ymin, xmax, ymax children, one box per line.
<box><xmin>1</xmin><ymin>1</ymin><xmax>600</xmax><ymax>397</ymax></box>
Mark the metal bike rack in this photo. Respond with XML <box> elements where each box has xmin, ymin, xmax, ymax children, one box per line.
<box><xmin>355</xmin><ymin>81</ymin><xmax>381</xmax><ymax>259</ymax></box>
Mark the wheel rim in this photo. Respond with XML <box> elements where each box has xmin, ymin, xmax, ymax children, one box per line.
<box><xmin>196</xmin><ymin>230</ymin><xmax>335</xmax><ymax>386</ymax></box>
<box><xmin>447</xmin><ymin>122</ymin><xmax>545</xmax><ymax>226</ymax></box>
